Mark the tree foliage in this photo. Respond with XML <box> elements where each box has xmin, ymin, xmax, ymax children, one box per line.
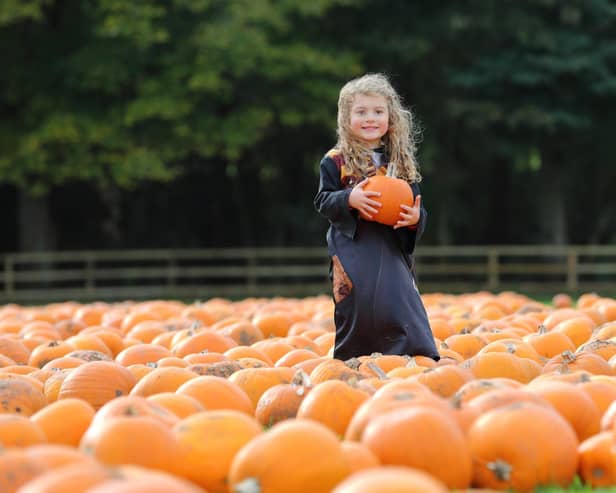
<box><xmin>0</xmin><ymin>0</ymin><xmax>357</xmax><ymax>194</ymax></box>
<box><xmin>0</xmin><ymin>0</ymin><xmax>615</xmax><ymax>250</ymax></box>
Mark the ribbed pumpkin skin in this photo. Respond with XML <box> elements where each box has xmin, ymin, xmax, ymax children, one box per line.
<box><xmin>57</xmin><ymin>361</ymin><xmax>137</xmax><ymax>410</ymax></box>
<box><xmin>359</xmin><ymin>176</ymin><xmax>414</xmax><ymax>226</ymax></box>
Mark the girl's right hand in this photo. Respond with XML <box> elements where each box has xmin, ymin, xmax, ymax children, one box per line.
<box><xmin>348</xmin><ymin>178</ymin><xmax>381</xmax><ymax>219</ymax></box>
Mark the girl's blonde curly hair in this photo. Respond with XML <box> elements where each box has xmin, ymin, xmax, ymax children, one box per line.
<box><xmin>336</xmin><ymin>73</ymin><xmax>421</xmax><ymax>183</ymax></box>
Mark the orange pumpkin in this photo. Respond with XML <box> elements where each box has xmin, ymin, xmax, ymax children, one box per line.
<box><xmin>80</xmin><ymin>416</ymin><xmax>180</xmax><ymax>473</ymax></box>
<box><xmin>129</xmin><ymin>367</ymin><xmax>197</xmax><ymax>397</ymax></box>
<box><xmin>361</xmin><ymin>406</ymin><xmax>472</xmax><ymax>489</ymax></box>
<box><xmin>255</xmin><ymin>382</ymin><xmax>310</xmax><ymax>427</ymax></box>
<box><xmin>0</xmin><ymin>449</ymin><xmax>48</xmax><ymax>493</ymax></box>
<box><xmin>340</xmin><ymin>440</ymin><xmax>380</xmax><ymax>474</ymax></box>
<box><xmin>176</xmin><ymin>375</ymin><xmax>253</xmax><ymax>415</ymax></box>
<box><xmin>578</xmin><ymin>431</ymin><xmax>616</xmax><ymax>487</ymax></box>
<box><xmin>91</xmin><ymin>395</ymin><xmax>179</xmax><ymax>429</ymax></box>
<box><xmin>526</xmin><ymin>380</ymin><xmax>601</xmax><ymax>441</ymax></box>
<box><xmin>0</xmin><ymin>377</ymin><xmax>47</xmax><ymax>416</ymax></box>
<box><xmin>468</xmin><ymin>402</ymin><xmax>579</xmax><ymax>491</ymax></box>
<box><xmin>359</xmin><ymin>175</ymin><xmax>414</xmax><ymax>226</ymax></box>
<box><xmin>31</xmin><ymin>398</ymin><xmax>95</xmax><ymax>446</ymax></box>
<box><xmin>0</xmin><ymin>414</ymin><xmax>46</xmax><ymax>447</ymax></box>
<box><xmin>331</xmin><ymin>465</ymin><xmax>448</xmax><ymax>493</ymax></box>
<box><xmin>227</xmin><ymin>367</ymin><xmax>296</xmax><ymax>410</ymax></box>
<box><xmin>173</xmin><ymin>409</ymin><xmax>262</xmax><ymax>492</ymax></box>
<box><xmin>146</xmin><ymin>393</ymin><xmax>204</xmax><ymax>419</ymax></box>
<box><xmin>24</xmin><ymin>443</ymin><xmax>96</xmax><ymax>470</ymax></box>
<box><xmin>57</xmin><ymin>361</ymin><xmax>137</xmax><ymax>409</ymax></box>
<box><xmin>84</xmin><ymin>475</ymin><xmax>204</xmax><ymax>493</ymax></box>
<box><xmin>28</xmin><ymin>341</ymin><xmax>75</xmax><ymax>369</ymax></box>
<box><xmin>20</xmin><ymin>459</ymin><xmax>113</xmax><ymax>493</ymax></box>
<box><xmin>228</xmin><ymin>418</ymin><xmax>349</xmax><ymax>493</ymax></box>
<box><xmin>296</xmin><ymin>379</ymin><xmax>369</xmax><ymax>436</ymax></box>
<box><xmin>115</xmin><ymin>343</ymin><xmax>171</xmax><ymax>367</ymax></box>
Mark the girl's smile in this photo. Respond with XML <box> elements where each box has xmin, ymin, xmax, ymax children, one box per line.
<box><xmin>349</xmin><ymin>93</ymin><xmax>389</xmax><ymax>148</ymax></box>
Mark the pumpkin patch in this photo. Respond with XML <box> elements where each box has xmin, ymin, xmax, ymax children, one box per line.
<box><xmin>0</xmin><ymin>291</ymin><xmax>616</xmax><ymax>491</ymax></box>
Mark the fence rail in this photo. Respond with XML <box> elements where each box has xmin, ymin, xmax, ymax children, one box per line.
<box><xmin>1</xmin><ymin>245</ymin><xmax>615</xmax><ymax>303</ymax></box>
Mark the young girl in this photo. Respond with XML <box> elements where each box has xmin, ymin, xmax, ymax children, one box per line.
<box><xmin>314</xmin><ymin>73</ymin><xmax>439</xmax><ymax>361</ymax></box>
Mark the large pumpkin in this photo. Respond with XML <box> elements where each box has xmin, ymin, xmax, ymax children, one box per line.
<box><xmin>359</xmin><ymin>176</ymin><xmax>414</xmax><ymax>226</ymax></box>
<box><xmin>228</xmin><ymin>418</ymin><xmax>349</xmax><ymax>493</ymax></box>
<box><xmin>467</xmin><ymin>401</ymin><xmax>579</xmax><ymax>491</ymax></box>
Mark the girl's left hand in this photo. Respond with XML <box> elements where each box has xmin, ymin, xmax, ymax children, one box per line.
<box><xmin>394</xmin><ymin>195</ymin><xmax>421</xmax><ymax>229</ymax></box>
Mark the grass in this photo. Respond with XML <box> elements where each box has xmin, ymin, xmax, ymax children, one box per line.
<box><xmin>517</xmin><ymin>477</ymin><xmax>616</xmax><ymax>492</ymax></box>
<box><xmin>534</xmin><ymin>487</ymin><xmax>616</xmax><ymax>492</ymax></box>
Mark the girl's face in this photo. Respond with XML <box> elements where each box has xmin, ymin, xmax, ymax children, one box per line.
<box><xmin>349</xmin><ymin>93</ymin><xmax>389</xmax><ymax>148</ymax></box>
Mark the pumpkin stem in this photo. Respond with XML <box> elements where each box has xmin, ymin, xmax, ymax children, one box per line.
<box><xmin>344</xmin><ymin>357</ymin><xmax>361</xmax><ymax>370</ymax></box>
<box><xmin>450</xmin><ymin>393</ymin><xmax>462</xmax><ymax>409</ymax></box>
<box><xmin>537</xmin><ymin>324</ymin><xmax>548</xmax><ymax>334</ymax></box>
<box><xmin>292</xmin><ymin>369</ymin><xmax>312</xmax><ymax>388</ymax></box>
<box><xmin>487</xmin><ymin>459</ymin><xmax>513</xmax><ymax>481</ymax></box>
<box><xmin>561</xmin><ymin>350</ymin><xmax>576</xmax><ymax>364</ymax></box>
<box><xmin>233</xmin><ymin>478</ymin><xmax>261</xmax><ymax>493</ymax></box>
<box><xmin>365</xmin><ymin>361</ymin><xmax>388</xmax><ymax>380</ymax></box>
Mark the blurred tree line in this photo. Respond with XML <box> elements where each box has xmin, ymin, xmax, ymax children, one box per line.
<box><xmin>1</xmin><ymin>0</ymin><xmax>615</xmax><ymax>252</ymax></box>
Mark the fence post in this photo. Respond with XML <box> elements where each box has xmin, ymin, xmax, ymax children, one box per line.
<box><xmin>567</xmin><ymin>248</ymin><xmax>578</xmax><ymax>292</ymax></box>
<box><xmin>487</xmin><ymin>249</ymin><xmax>499</xmax><ymax>290</ymax></box>
<box><xmin>4</xmin><ymin>255</ymin><xmax>14</xmax><ymax>299</ymax></box>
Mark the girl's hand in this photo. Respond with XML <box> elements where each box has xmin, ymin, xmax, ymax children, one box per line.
<box><xmin>394</xmin><ymin>195</ymin><xmax>421</xmax><ymax>229</ymax></box>
<box><xmin>348</xmin><ymin>178</ymin><xmax>381</xmax><ymax>219</ymax></box>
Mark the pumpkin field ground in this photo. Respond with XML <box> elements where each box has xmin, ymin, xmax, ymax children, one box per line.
<box><xmin>534</xmin><ymin>476</ymin><xmax>616</xmax><ymax>492</ymax></box>
<box><xmin>1</xmin><ymin>290</ymin><xmax>616</xmax><ymax>492</ymax></box>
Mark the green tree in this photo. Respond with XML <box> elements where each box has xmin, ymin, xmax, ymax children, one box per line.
<box><xmin>326</xmin><ymin>0</ymin><xmax>616</xmax><ymax>245</ymax></box>
<box><xmin>442</xmin><ymin>0</ymin><xmax>616</xmax><ymax>243</ymax></box>
<box><xmin>0</xmin><ymin>0</ymin><xmax>359</xmax><ymax>249</ymax></box>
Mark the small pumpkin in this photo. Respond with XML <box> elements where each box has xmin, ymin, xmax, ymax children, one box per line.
<box><xmin>359</xmin><ymin>175</ymin><xmax>414</xmax><ymax>226</ymax></box>
<box><xmin>57</xmin><ymin>361</ymin><xmax>137</xmax><ymax>409</ymax></box>
<box><xmin>578</xmin><ymin>431</ymin><xmax>616</xmax><ymax>487</ymax></box>
<box><xmin>296</xmin><ymin>379</ymin><xmax>369</xmax><ymax>436</ymax></box>
<box><xmin>255</xmin><ymin>382</ymin><xmax>310</xmax><ymax>427</ymax></box>
<box><xmin>31</xmin><ymin>398</ymin><xmax>95</xmax><ymax>446</ymax></box>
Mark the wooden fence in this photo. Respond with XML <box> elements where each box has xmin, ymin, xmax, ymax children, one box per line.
<box><xmin>1</xmin><ymin>245</ymin><xmax>615</xmax><ymax>304</ymax></box>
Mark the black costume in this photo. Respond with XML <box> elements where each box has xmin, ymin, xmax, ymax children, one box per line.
<box><xmin>314</xmin><ymin>148</ymin><xmax>439</xmax><ymax>361</ymax></box>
